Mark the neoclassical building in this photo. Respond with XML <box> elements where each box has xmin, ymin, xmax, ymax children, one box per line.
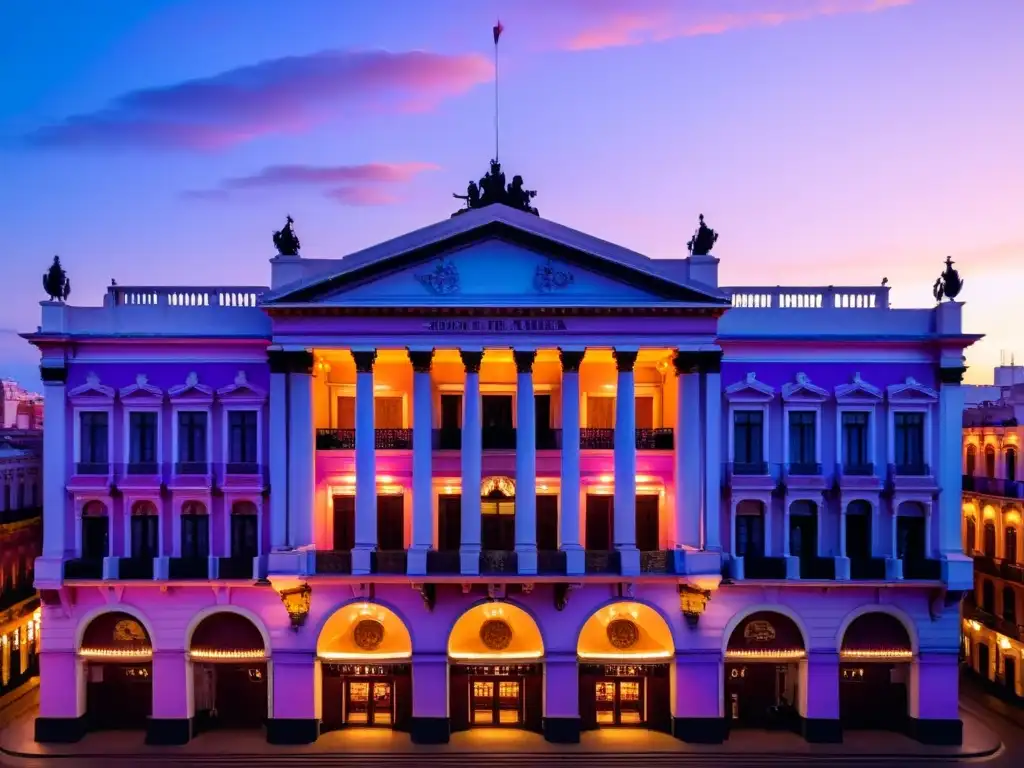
<box><xmin>960</xmin><ymin>387</ymin><xmax>1023</xmax><ymax>698</ymax></box>
<box><xmin>27</xmin><ymin>203</ymin><xmax>975</xmax><ymax>747</ymax></box>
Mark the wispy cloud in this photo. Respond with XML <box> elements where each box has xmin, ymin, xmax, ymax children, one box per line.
<box><xmin>182</xmin><ymin>162</ymin><xmax>439</xmax><ymax>206</ymax></box>
<box><xmin>26</xmin><ymin>51</ymin><xmax>492</xmax><ymax>151</ymax></box>
<box><xmin>563</xmin><ymin>0</ymin><xmax>916</xmax><ymax>51</ymax></box>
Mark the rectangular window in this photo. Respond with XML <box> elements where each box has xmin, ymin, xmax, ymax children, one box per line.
<box><xmin>894</xmin><ymin>412</ymin><xmax>926</xmax><ymax>470</ymax></box>
<box><xmin>733</xmin><ymin>410</ymin><xmax>764</xmax><ymax>467</ymax></box>
<box><xmin>842</xmin><ymin>411</ymin><xmax>870</xmax><ymax>467</ymax></box>
<box><xmin>129</xmin><ymin>411</ymin><xmax>158</xmax><ymax>464</ymax></box>
<box><xmin>177</xmin><ymin>411</ymin><xmax>208</xmax><ymax>463</ymax></box>
<box><xmin>788</xmin><ymin>411</ymin><xmax>816</xmax><ymax>465</ymax></box>
<box><xmin>130</xmin><ymin>515</ymin><xmax>159</xmax><ymax>559</ymax></box>
<box><xmin>79</xmin><ymin>411</ymin><xmax>109</xmax><ymax>465</ymax></box>
<box><xmin>231</xmin><ymin>513</ymin><xmax>259</xmax><ymax>559</ymax></box>
<box><xmin>228</xmin><ymin>410</ymin><xmax>259</xmax><ymax>464</ymax></box>
<box><xmin>181</xmin><ymin>514</ymin><xmax>210</xmax><ymax>558</ymax></box>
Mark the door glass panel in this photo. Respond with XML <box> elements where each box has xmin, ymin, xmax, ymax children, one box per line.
<box><xmin>497</xmin><ymin>681</ymin><xmax>520</xmax><ymax>724</ymax></box>
<box><xmin>347</xmin><ymin>681</ymin><xmax>370</xmax><ymax>724</ymax></box>
<box><xmin>372</xmin><ymin>681</ymin><xmax>393</xmax><ymax>725</ymax></box>
<box><xmin>595</xmin><ymin>681</ymin><xmax>615</xmax><ymax>724</ymax></box>
<box><xmin>472</xmin><ymin>681</ymin><xmax>495</xmax><ymax>724</ymax></box>
<box><xmin>618</xmin><ymin>680</ymin><xmax>643</xmax><ymax>724</ymax></box>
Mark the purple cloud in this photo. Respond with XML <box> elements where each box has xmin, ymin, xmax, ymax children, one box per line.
<box><xmin>183</xmin><ymin>161</ymin><xmax>438</xmax><ymax>206</ymax></box>
<box><xmin>26</xmin><ymin>50</ymin><xmax>492</xmax><ymax>151</ymax></box>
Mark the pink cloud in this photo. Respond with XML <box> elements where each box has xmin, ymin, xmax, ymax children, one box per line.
<box><xmin>564</xmin><ymin>0</ymin><xmax>916</xmax><ymax>51</ymax></box>
<box><xmin>182</xmin><ymin>161</ymin><xmax>438</xmax><ymax>206</ymax></box>
<box><xmin>26</xmin><ymin>50</ymin><xmax>492</xmax><ymax>151</ymax></box>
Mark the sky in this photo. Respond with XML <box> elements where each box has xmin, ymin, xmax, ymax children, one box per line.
<box><xmin>2</xmin><ymin>0</ymin><xmax>1022</xmax><ymax>388</ymax></box>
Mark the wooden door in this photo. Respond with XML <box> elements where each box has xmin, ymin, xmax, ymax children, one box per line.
<box><xmin>377</xmin><ymin>495</ymin><xmax>405</xmax><ymax>550</ymax></box>
<box><xmin>636</xmin><ymin>495</ymin><xmax>659</xmax><ymax>551</ymax></box>
<box><xmin>585</xmin><ymin>496</ymin><xmax>613</xmax><ymax>550</ymax></box>
<box><xmin>333</xmin><ymin>496</ymin><xmax>355</xmax><ymax>551</ymax></box>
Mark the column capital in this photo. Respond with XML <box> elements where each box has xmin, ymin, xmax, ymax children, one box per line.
<box><xmin>613</xmin><ymin>349</ymin><xmax>638</xmax><ymax>372</ymax></box>
<box><xmin>672</xmin><ymin>351</ymin><xmax>701</xmax><ymax>375</ymax></box>
<box><xmin>559</xmin><ymin>349</ymin><xmax>586</xmax><ymax>373</ymax></box>
<box><xmin>268</xmin><ymin>349</ymin><xmax>313</xmax><ymax>375</ymax></box>
<box><xmin>39</xmin><ymin>365</ymin><xmax>68</xmax><ymax>384</ymax></box>
<box><xmin>407</xmin><ymin>349</ymin><xmax>434</xmax><ymax>373</ymax></box>
<box><xmin>513</xmin><ymin>350</ymin><xmax>537</xmax><ymax>373</ymax></box>
<box><xmin>696</xmin><ymin>350</ymin><xmax>723</xmax><ymax>374</ymax></box>
<box><xmin>460</xmin><ymin>350</ymin><xmax>484</xmax><ymax>374</ymax></box>
<box><xmin>938</xmin><ymin>365</ymin><xmax>967</xmax><ymax>385</ymax></box>
<box><xmin>351</xmin><ymin>350</ymin><xmax>377</xmax><ymax>373</ymax></box>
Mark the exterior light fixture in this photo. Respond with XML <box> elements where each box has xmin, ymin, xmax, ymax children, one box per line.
<box><xmin>278</xmin><ymin>583</ymin><xmax>312</xmax><ymax>629</ymax></box>
<box><xmin>679</xmin><ymin>584</ymin><xmax>712</xmax><ymax>627</ymax></box>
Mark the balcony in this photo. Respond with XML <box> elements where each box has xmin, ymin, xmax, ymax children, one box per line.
<box><xmin>730</xmin><ymin>461</ymin><xmax>769</xmax><ymax>476</ymax></box>
<box><xmin>787</xmin><ymin>462</ymin><xmax>822</xmax><ymax>476</ymax></box>
<box><xmin>901</xmin><ymin>558</ymin><xmax>942</xmax><ymax>580</ymax></box>
<box><xmin>579</xmin><ymin>428</ymin><xmax>675</xmax><ymax>451</ymax></box>
<box><xmin>75</xmin><ymin>462</ymin><xmax>109</xmax><ymax>476</ymax></box>
<box><xmin>798</xmin><ymin>556</ymin><xmax>836</xmax><ymax>580</ymax></box>
<box><xmin>585</xmin><ymin>550</ymin><xmax>620</xmax><ymax>574</ymax></box>
<box><xmin>480</xmin><ymin>550</ymin><xmax>518</xmax><ymax>574</ymax></box>
<box><xmin>842</xmin><ymin>462</ymin><xmax>875</xmax><ymax>476</ymax></box>
<box><xmin>964</xmin><ymin>595</ymin><xmax>1022</xmax><ymax>641</ymax></box>
<box><xmin>315</xmin><ymin>429</ymin><xmax>413</xmax><ymax>450</ymax></box>
<box><xmin>218</xmin><ymin>556</ymin><xmax>255</xmax><ymax>580</ymax></box>
<box><xmin>225</xmin><ymin>461</ymin><xmax>261</xmax><ymax>476</ymax></box>
<box><xmin>316</xmin><ymin>550</ymin><xmax>352</xmax><ymax>574</ymax></box>
<box><xmin>964</xmin><ymin>475</ymin><xmax>1024</xmax><ymax>499</ymax></box>
<box><xmin>537</xmin><ymin>550</ymin><xmax>566</xmax><ymax>574</ymax></box>
<box><xmin>536</xmin><ymin>429</ymin><xmax>562</xmax><ymax>450</ymax></box>
<box><xmin>63</xmin><ymin>558</ymin><xmax>103</xmax><ymax>579</ymax></box>
<box><xmin>892</xmin><ymin>462</ymin><xmax>930</xmax><ymax>477</ymax></box>
<box><xmin>849</xmin><ymin>557</ymin><xmax>887</xmax><ymax>579</ymax></box>
<box><xmin>433</xmin><ymin>428</ymin><xmax>462</xmax><ymax>450</ymax></box>
<box><xmin>371</xmin><ymin>550</ymin><xmax>408</xmax><ymax>574</ymax></box>
<box><xmin>126</xmin><ymin>462</ymin><xmax>159</xmax><ymax>475</ymax></box>
<box><xmin>168</xmin><ymin>557</ymin><xmax>209</xmax><ymax>579</ymax></box>
<box><xmin>118</xmin><ymin>557</ymin><xmax>155</xmax><ymax>580</ymax></box>
<box><xmin>175</xmin><ymin>461</ymin><xmax>210</xmax><ymax>475</ymax></box>
<box><xmin>743</xmin><ymin>556</ymin><xmax>788</xmax><ymax>579</ymax></box>
<box><xmin>426</xmin><ymin>550</ymin><xmax>460</xmax><ymax>573</ymax></box>
<box><xmin>640</xmin><ymin>550</ymin><xmax>671</xmax><ymax>574</ymax></box>
<box><xmin>1002</xmin><ymin>562</ymin><xmax>1024</xmax><ymax>584</ymax></box>
<box><xmin>482</xmin><ymin>427</ymin><xmax>517</xmax><ymax>450</ymax></box>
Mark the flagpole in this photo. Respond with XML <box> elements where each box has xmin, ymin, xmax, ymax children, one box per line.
<box><xmin>494</xmin><ymin>24</ymin><xmax>500</xmax><ymax>162</ymax></box>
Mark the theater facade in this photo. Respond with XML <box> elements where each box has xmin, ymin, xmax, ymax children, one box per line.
<box><xmin>27</xmin><ymin>203</ymin><xmax>976</xmax><ymax>747</ymax></box>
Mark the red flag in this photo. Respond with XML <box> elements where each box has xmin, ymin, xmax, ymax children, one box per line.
<box><xmin>493</xmin><ymin>20</ymin><xmax>504</xmax><ymax>45</ymax></box>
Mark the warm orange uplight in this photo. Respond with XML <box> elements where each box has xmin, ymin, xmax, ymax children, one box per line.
<box><xmin>840</xmin><ymin>649</ymin><xmax>913</xmax><ymax>661</ymax></box>
<box><xmin>80</xmin><ymin>648</ymin><xmax>153</xmax><ymax>659</ymax></box>
<box><xmin>319</xmin><ymin>650</ymin><xmax>412</xmax><ymax>661</ymax></box>
<box><xmin>190</xmin><ymin>649</ymin><xmax>265</xmax><ymax>661</ymax></box>
<box><xmin>725</xmin><ymin>649</ymin><xmax>806</xmax><ymax>660</ymax></box>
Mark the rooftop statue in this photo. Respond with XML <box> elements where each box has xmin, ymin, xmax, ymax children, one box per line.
<box><xmin>686</xmin><ymin>214</ymin><xmax>718</xmax><ymax>256</ymax></box>
<box><xmin>452</xmin><ymin>159</ymin><xmax>539</xmax><ymax>216</ymax></box>
<box><xmin>42</xmin><ymin>255</ymin><xmax>71</xmax><ymax>302</ymax></box>
<box><xmin>932</xmin><ymin>255</ymin><xmax>963</xmax><ymax>303</ymax></box>
<box><xmin>273</xmin><ymin>215</ymin><xmax>301</xmax><ymax>256</ymax></box>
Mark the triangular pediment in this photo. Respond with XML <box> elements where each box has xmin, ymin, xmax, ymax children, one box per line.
<box><xmin>263</xmin><ymin>206</ymin><xmax>729</xmax><ymax>308</ymax></box>
<box><xmin>217</xmin><ymin>370</ymin><xmax>266</xmax><ymax>402</ymax></box>
<box><xmin>835</xmin><ymin>372</ymin><xmax>883</xmax><ymax>402</ymax></box>
<box><xmin>887</xmin><ymin>377</ymin><xmax>938</xmax><ymax>402</ymax></box>
<box><xmin>725</xmin><ymin>372</ymin><xmax>776</xmax><ymax>401</ymax></box>
<box><xmin>69</xmin><ymin>372</ymin><xmax>115</xmax><ymax>401</ymax></box>
<box><xmin>120</xmin><ymin>374</ymin><xmax>163</xmax><ymax>402</ymax></box>
<box><xmin>782</xmin><ymin>373</ymin><xmax>829</xmax><ymax>402</ymax></box>
<box><xmin>169</xmin><ymin>372</ymin><xmax>214</xmax><ymax>402</ymax></box>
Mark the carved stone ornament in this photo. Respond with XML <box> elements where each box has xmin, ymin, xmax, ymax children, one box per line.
<box><xmin>606</xmin><ymin>618</ymin><xmax>640</xmax><ymax>650</ymax></box>
<box><xmin>353</xmin><ymin>619</ymin><xmax>386</xmax><ymax>651</ymax></box>
<box><xmin>416</xmin><ymin>258</ymin><xmax>460</xmax><ymax>295</ymax></box>
<box><xmin>481</xmin><ymin>476</ymin><xmax>516</xmax><ymax>497</ymax></box>
<box><xmin>743</xmin><ymin>620</ymin><xmax>776</xmax><ymax>643</ymax></box>
<box><xmin>534</xmin><ymin>260</ymin><xmax>574</xmax><ymax>292</ymax></box>
<box><xmin>113</xmin><ymin>619</ymin><xmax>147</xmax><ymax>646</ymax></box>
<box><xmin>479</xmin><ymin>618</ymin><xmax>513</xmax><ymax>651</ymax></box>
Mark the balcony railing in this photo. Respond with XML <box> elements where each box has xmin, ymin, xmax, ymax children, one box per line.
<box><xmin>126</xmin><ymin>461</ymin><xmax>159</xmax><ymax>475</ymax></box>
<box><xmin>315</xmin><ymin>429</ymin><xmax>413</xmax><ymax>450</ymax></box>
<box><xmin>585</xmin><ymin>550</ymin><xmax>620</xmax><ymax>574</ymax></box>
<box><xmin>537</xmin><ymin>550</ymin><xmax>566</xmax><ymax>574</ymax></box>
<box><xmin>63</xmin><ymin>558</ymin><xmax>103</xmax><ymax>579</ymax></box>
<box><xmin>75</xmin><ymin>462</ymin><xmax>109</xmax><ymax>476</ymax></box>
<box><xmin>1002</xmin><ymin>562</ymin><xmax>1024</xmax><ymax>584</ymax></box>
<box><xmin>640</xmin><ymin>550</ymin><xmax>671</xmax><ymax>574</ymax></box>
<box><xmin>849</xmin><ymin>557</ymin><xmax>887</xmax><ymax>579</ymax></box>
<box><xmin>218</xmin><ymin>556</ymin><xmax>255</xmax><ymax>580</ymax></box>
<box><xmin>118</xmin><ymin>557</ymin><xmax>155</xmax><ymax>580</ymax></box>
<box><xmin>168</xmin><ymin>557</ymin><xmax>209</xmax><ymax>579</ymax></box>
<box><xmin>315</xmin><ymin>550</ymin><xmax>352</xmax><ymax>574</ymax></box>
<box><xmin>743</xmin><ymin>556</ymin><xmax>788</xmax><ymax>579</ymax></box>
<box><xmin>225</xmin><ymin>461</ymin><xmax>260</xmax><ymax>475</ymax></box>
<box><xmin>964</xmin><ymin>596</ymin><xmax>1022</xmax><ymax>641</ymax></box>
<box><xmin>482</xmin><ymin>427</ymin><xmax>516</xmax><ymax>450</ymax></box>
<box><xmin>974</xmin><ymin>554</ymin><xmax>1000</xmax><ymax>576</ymax></box>
<box><xmin>787</xmin><ymin>462</ymin><xmax>823</xmax><ymax>476</ymax></box>
<box><xmin>0</xmin><ymin>584</ymin><xmax>39</xmax><ymax>611</ymax></box>
<box><xmin>372</xmin><ymin>550</ymin><xmax>408</xmax><ymax>574</ymax></box>
<box><xmin>901</xmin><ymin>558</ymin><xmax>942</xmax><ymax>580</ymax></box>
<box><xmin>964</xmin><ymin>475</ymin><xmax>1024</xmax><ymax>499</ymax></box>
<box><xmin>433</xmin><ymin>428</ymin><xmax>462</xmax><ymax>450</ymax></box>
<box><xmin>480</xmin><ymin>550</ymin><xmax>518</xmax><ymax>574</ymax></box>
<box><xmin>427</xmin><ymin>550</ymin><xmax>460</xmax><ymax>574</ymax></box>
<box><xmin>0</xmin><ymin>506</ymin><xmax>41</xmax><ymax>525</ymax></box>
<box><xmin>892</xmin><ymin>462</ymin><xmax>930</xmax><ymax>477</ymax></box>
<box><xmin>730</xmin><ymin>461</ymin><xmax>770</xmax><ymax>476</ymax></box>
<box><xmin>536</xmin><ymin>429</ymin><xmax>562</xmax><ymax>450</ymax></box>
<box><xmin>175</xmin><ymin>461</ymin><xmax>210</xmax><ymax>475</ymax></box>
<box><xmin>636</xmin><ymin>428</ymin><xmax>674</xmax><ymax>451</ymax></box>
<box><xmin>841</xmin><ymin>462</ymin><xmax>875</xmax><ymax>477</ymax></box>
<box><xmin>799</xmin><ymin>556</ymin><xmax>836</xmax><ymax>580</ymax></box>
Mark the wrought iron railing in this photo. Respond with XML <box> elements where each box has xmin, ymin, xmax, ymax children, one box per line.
<box><xmin>315</xmin><ymin>550</ymin><xmax>352</xmax><ymax>574</ymax></box>
<box><xmin>118</xmin><ymin>557</ymin><xmax>155</xmax><ymax>580</ymax></box>
<box><xmin>901</xmin><ymin>558</ymin><xmax>942</xmax><ymax>580</ymax></box>
<box><xmin>841</xmin><ymin>462</ymin><xmax>875</xmax><ymax>477</ymax></box>
<box><xmin>849</xmin><ymin>557</ymin><xmax>887</xmax><ymax>579</ymax></box>
<box><xmin>743</xmin><ymin>556</ymin><xmax>787</xmax><ymax>579</ymax></box>
<box><xmin>126</xmin><ymin>462</ymin><xmax>159</xmax><ymax>475</ymax></box>
<box><xmin>580</xmin><ymin>429</ymin><xmax>614</xmax><ymax>449</ymax></box>
<box><xmin>175</xmin><ymin>461</ymin><xmax>210</xmax><ymax>475</ymax></box>
<box><xmin>480</xmin><ymin>550</ymin><xmax>518</xmax><ymax>574</ymax></box>
<box><xmin>315</xmin><ymin>429</ymin><xmax>413</xmax><ymax>450</ymax></box>
<box><xmin>63</xmin><ymin>558</ymin><xmax>103</xmax><ymax>579</ymax></box>
<box><xmin>168</xmin><ymin>557</ymin><xmax>209</xmax><ymax>579</ymax></box>
<box><xmin>372</xmin><ymin>550</ymin><xmax>408</xmax><ymax>574</ymax></box>
<box><xmin>787</xmin><ymin>462</ymin><xmax>823</xmax><ymax>476</ymax></box>
<box><xmin>482</xmin><ymin>427</ymin><xmax>516</xmax><ymax>450</ymax></box>
<box><xmin>537</xmin><ymin>550</ymin><xmax>567</xmax><ymax>574</ymax></box>
<box><xmin>730</xmin><ymin>461</ymin><xmax>769</xmax><ymax>476</ymax></box>
<box><xmin>892</xmin><ymin>462</ymin><xmax>930</xmax><ymax>477</ymax></box>
<box><xmin>75</xmin><ymin>462</ymin><xmax>109</xmax><ymax>476</ymax></box>
<box><xmin>218</xmin><ymin>556</ymin><xmax>255</xmax><ymax>580</ymax></box>
<box><xmin>640</xmin><ymin>550</ymin><xmax>670</xmax><ymax>573</ymax></box>
<box><xmin>433</xmin><ymin>428</ymin><xmax>462</xmax><ymax>450</ymax></box>
<box><xmin>964</xmin><ymin>475</ymin><xmax>1024</xmax><ymax>499</ymax></box>
<box><xmin>798</xmin><ymin>556</ymin><xmax>836</xmax><ymax>580</ymax></box>
<box><xmin>584</xmin><ymin>550</ymin><xmax>620</xmax><ymax>574</ymax></box>
<box><xmin>635</xmin><ymin>429</ymin><xmax>674</xmax><ymax>450</ymax></box>
<box><xmin>426</xmin><ymin>550</ymin><xmax>460</xmax><ymax>574</ymax></box>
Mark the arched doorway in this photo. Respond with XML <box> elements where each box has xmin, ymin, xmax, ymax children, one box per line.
<box><xmin>79</xmin><ymin>611</ymin><xmax>152</xmax><ymax>731</ymax></box>
<box><xmin>839</xmin><ymin>612</ymin><xmax>912</xmax><ymax>730</ymax></box>
<box><xmin>317</xmin><ymin>602</ymin><xmax>412</xmax><ymax>731</ymax></box>
<box><xmin>576</xmin><ymin>602</ymin><xmax>673</xmax><ymax>732</ymax></box>
<box><xmin>448</xmin><ymin>602</ymin><xmax>543</xmax><ymax>732</ymax></box>
<box><xmin>481</xmin><ymin>476</ymin><xmax>515</xmax><ymax>557</ymax></box>
<box><xmin>724</xmin><ymin>611</ymin><xmax>805</xmax><ymax>732</ymax></box>
<box><xmin>189</xmin><ymin>611</ymin><xmax>268</xmax><ymax>731</ymax></box>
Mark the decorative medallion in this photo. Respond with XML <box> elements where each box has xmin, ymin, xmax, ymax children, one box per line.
<box><xmin>113</xmin><ymin>619</ymin><xmax>147</xmax><ymax>646</ymax></box>
<box><xmin>353</xmin><ymin>619</ymin><xmax>386</xmax><ymax>651</ymax></box>
<box><xmin>534</xmin><ymin>260</ymin><xmax>574</xmax><ymax>292</ymax></box>
<box><xmin>480</xmin><ymin>619</ymin><xmax>513</xmax><ymax>651</ymax></box>
<box><xmin>606</xmin><ymin>619</ymin><xmax>639</xmax><ymax>650</ymax></box>
<box><xmin>416</xmin><ymin>258</ymin><xmax>460</xmax><ymax>295</ymax></box>
<box><xmin>743</xmin><ymin>620</ymin><xmax>776</xmax><ymax>644</ymax></box>
<box><xmin>480</xmin><ymin>476</ymin><xmax>516</xmax><ymax>498</ymax></box>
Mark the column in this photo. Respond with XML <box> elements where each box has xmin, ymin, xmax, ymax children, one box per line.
<box><xmin>674</xmin><ymin>353</ymin><xmax>702</xmax><ymax>549</ymax></box>
<box><xmin>268</xmin><ymin>356</ymin><xmax>288</xmax><ymax>550</ymax></box>
<box><xmin>797</xmin><ymin>651</ymin><xmax>841</xmax><ymax>743</ymax></box>
<box><xmin>543</xmin><ymin>653</ymin><xmax>580</xmax><ymax>743</ymax></box>
<box><xmin>410</xmin><ymin>654</ymin><xmax>450</xmax><ymax>743</ymax></box>
<box><xmin>287</xmin><ymin>353</ymin><xmax>315</xmax><ymax>551</ymax></box>
<box><xmin>40</xmin><ymin>365</ymin><xmax>68</xmax><ymax>581</ymax></box>
<box><xmin>613</xmin><ymin>348</ymin><xmax>640</xmax><ymax>575</ymax></box>
<box><xmin>147</xmin><ymin>651</ymin><xmax>193</xmax><ymax>745</ymax></box>
<box><xmin>268</xmin><ymin>653</ymin><xmax>320</xmax><ymax>744</ymax></box>
<box><xmin>700</xmin><ymin>351</ymin><xmax>723</xmax><ymax>551</ymax></box>
<box><xmin>939</xmin><ymin>365</ymin><xmax>972</xmax><ymax>591</ymax></box>
<box><xmin>460</xmin><ymin>350</ymin><xmax>483</xmax><ymax>575</ymax></box>
<box><xmin>34</xmin><ymin>649</ymin><xmax>86</xmax><ymax>743</ymax></box>
<box><xmin>408</xmin><ymin>349</ymin><xmax>434</xmax><ymax>576</ymax></box>
<box><xmin>352</xmin><ymin>350</ymin><xmax>377</xmax><ymax>575</ymax></box>
<box><xmin>671</xmin><ymin>653</ymin><xmax>725</xmax><ymax>743</ymax></box>
<box><xmin>559</xmin><ymin>349</ymin><xmax>585</xmax><ymax>575</ymax></box>
<box><xmin>836</xmin><ymin>499</ymin><xmax>851</xmax><ymax>580</ymax></box>
<box><xmin>908</xmin><ymin>653</ymin><xmax>962</xmax><ymax>744</ymax></box>
<box><xmin>514</xmin><ymin>350</ymin><xmax>538</xmax><ymax>574</ymax></box>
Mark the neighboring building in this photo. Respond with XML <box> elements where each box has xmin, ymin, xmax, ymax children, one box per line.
<box><xmin>961</xmin><ymin>386</ymin><xmax>1024</xmax><ymax>699</ymax></box>
<box><xmin>0</xmin><ymin>437</ymin><xmax>42</xmax><ymax>695</ymax></box>
<box><xmin>25</xmin><ymin>203</ymin><xmax>975</xmax><ymax>748</ymax></box>
<box><xmin>1</xmin><ymin>379</ymin><xmax>43</xmax><ymax>430</ymax></box>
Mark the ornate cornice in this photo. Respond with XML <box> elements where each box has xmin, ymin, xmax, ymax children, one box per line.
<box><xmin>939</xmin><ymin>365</ymin><xmax>967</xmax><ymax>385</ymax></box>
<box><xmin>264</xmin><ymin>305</ymin><xmax>727</xmax><ymax>318</ymax></box>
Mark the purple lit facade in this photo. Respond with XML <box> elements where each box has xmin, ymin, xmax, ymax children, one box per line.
<box><xmin>26</xmin><ymin>205</ymin><xmax>976</xmax><ymax>746</ymax></box>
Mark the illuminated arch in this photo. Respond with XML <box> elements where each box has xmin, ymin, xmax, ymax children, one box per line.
<box><xmin>448</xmin><ymin>601</ymin><xmax>543</xmax><ymax>660</ymax></box>
<box><xmin>836</xmin><ymin>605</ymin><xmax>917</xmax><ymax>656</ymax></box>
<box><xmin>576</xmin><ymin>601</ymin><xmax>674</xmax><ymax>661</ymax></box>
<box><xmin>76</xmin><ymin>605</ymin><xmax>156</xmax><ymax>652</ymax></box>
<box><xmin>481</xmin><ymin>476</ymin><xmax>515</xmax><ymax>497</ymax></box>
<box><xmin>317</xmin><ymin>601</ymin><xmax>412</xmax><ymax>661</ymax></box>
<box><xmin>721</xmin><ymin>604</ymin><xmax>809</xmax><ymax>655</ymax></box>
<box><xmin>185</xmin><ymin>606</ymin><xmax>271</xmax><ymax>659</ymax></box>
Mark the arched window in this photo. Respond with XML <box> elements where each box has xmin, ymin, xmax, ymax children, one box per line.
<box><xmin>181</xmin><ymin>501</ymin><xmax>209</xmax><ymax>559</ymax></box>
<box><xmin>966</xmin><ymin>444</ymin><xmax>977</xmax><ymax>476</ymax></box>
<box><xmin>130</xmin><ymin>501</ymin><xmax>158</xmax><ymax>559</ymax></box>
<box><xmin>985</xmin><ymin>445</ymin><xmax>997</xmax><ymax>478</ymax></box>
<box><xmin>81</xmin><ymin>501</ymin><xmax>109</xmax><ymax>560</ymax></box>
<box><xmin>231</xmin><ymin>501</ymin><xmax>259</xmax><ymax>559</ymax></box>
<box><xmin>965</xmin><ymin>517</ymin><xmax>977</xmax><ymax>554</ymax></box>
<box><xmin>1003</xmin><ymin>586</ymin><xmax>1017</xmax><ymax>623</ymax></box>
<box><xmin>1008</xmin><ymin>447</ymin><xmax>1019</xmax><ymax>483</ymax></box>
<box><xmin>1006</xmin><ymin>527</ymin><xmax>1019</xmax><ymax>565</ymax></box>
<box><xmin>982</xmin><ymin>578</ymin><xmax>996</xmax><ymax>613</ymax></box>
<box><xmin>984</xmin><ymin>521</ymin><xmax>997</xmax><ymax>558</ymax></box>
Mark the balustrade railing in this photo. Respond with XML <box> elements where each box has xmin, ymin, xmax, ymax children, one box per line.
<box><xmin>218</xmin><ymin>556</ymin><xmax>256</xmax><ymax>580</ymax></box>
<box><xmin>118</xmin><ymin>557</ymin><xmax>155</xmax><ymax>580</ymax></box>
<box><xmin>727</xmin><ymin>286</ymin><xmax>889</xmax><ymax>310</ymax></box>
<box><xmin>108</xmin><ymin>285</ymin><xmax>265</xmax><ymax>308</ymax></box>
<box><xmin>537</xmin><ymin>550</ymin><xmax>567</xmax><ymax>574</ymax></box>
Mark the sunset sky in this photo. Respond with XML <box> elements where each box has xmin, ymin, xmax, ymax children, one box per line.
<box><xmin>2</xmin><ymin>0</ymin><xmax>1021</xmax><ymax>387</ymax></box>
